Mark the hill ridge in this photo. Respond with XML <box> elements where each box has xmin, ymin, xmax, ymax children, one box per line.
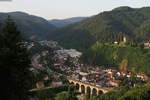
<box><xmin>48</xmin><ymin>6</ymin><xmax>150</xmax><ymax>49</ymax></box>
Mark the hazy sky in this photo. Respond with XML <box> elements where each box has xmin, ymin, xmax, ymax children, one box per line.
<box><xmin>0</xmin><ymin>0</ymin><xmax>150</xmax><ymax>19</ymax></box>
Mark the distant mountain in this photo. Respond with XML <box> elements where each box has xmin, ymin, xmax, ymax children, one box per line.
<box><xmin>49</xmin><ymin>17</ymin><xmax>87</xmax><ymax>28</ymax></box>
<box><xmin>0</xmin><ymin>12</ymin><xmax>56</xmax><ymax>40</ymax></box>
<box><xmin>49</xmin><ymin>6</ymin><xmax>150</xmax><ymax>50</ymax></box>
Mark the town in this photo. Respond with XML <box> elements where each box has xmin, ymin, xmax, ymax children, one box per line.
<box><xmin>34</xmin><ymin>41</ymin><xmax>149</xmax><ymax>96</ymax></box>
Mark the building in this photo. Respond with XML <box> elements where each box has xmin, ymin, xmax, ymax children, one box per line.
<box><xmin>137</xmin><ymin>73</ymin><xmax>149</xmax><ymax>80</ymax></box>
<box><xmin>36</xmin><ymin>81</ymin><xmax>44</xmax><ymax>88</ymax></box>
<box><xmin>114</xmin><ymin>41</ymin><xmax>118</xmax><ymax>44</ymax></box>
<box><xmin>82</xmin><ymin>76</ymin><xmax>87</xmax><ymax>82</ymax></box>
<box><xmin>51</xmin><ymin>81</ymin><xmax>63</xmax><ymax>87</ymax></box>
<box><xmin>123</xmin><ymin>37</ymin><xmax>127</xmax><ymax>43</ymax></box>
<box><xmin>108</xmin><ymin>80</ymin><xmax>121</xmax><ymax>87</ymax></box>
<box><xmin>144</xmin><ymin>42</ymin><xmax>150</xmax><ymax>48</ymax></box>
<box><xmin>79</xmin><ymin>72</ymin><xmax>89</xmax><ymax>76</ymax></box>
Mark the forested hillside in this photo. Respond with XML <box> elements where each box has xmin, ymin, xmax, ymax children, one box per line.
<box><xmin>0</xmin><ymin>12</ymin><xmax>56</xmax><ymax>40</ymax></box>
<box><xmin>49</xmin><ymin>6</ymin><xmax>150</xmax><ymax>49</ymax></box>
<box><xmin>81</xmin><ymin>42</ymin><xmax>150</xmax><ymax>75</ymax></box>
<box><xmin>49</xmin><ymin>17</ymin><xmax>87</xmax><ymax>28</ymax></box>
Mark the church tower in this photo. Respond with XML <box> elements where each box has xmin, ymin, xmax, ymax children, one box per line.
<box><xmin>123</xmin><ymin>37</ymin><xmax>127</xmax><ymax>43</ymax></box>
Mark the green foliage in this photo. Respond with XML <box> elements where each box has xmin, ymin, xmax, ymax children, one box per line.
<box><xmin>55</xmin><ymin>85</ymin><xmax>77</xmax><ymax>100</ymax></box>
<box><xmin>55</xmin><ymin>92</ymin><xmax>78</xmax><ymax>100</ymax></box>
<box><xmin>118</xmin><ymin>83</ymin><xmax>150</xmax><ymax>100</ymax></box>
<box><xmin>0</xmin><ymin>17</ymin><xmax>33</xmax><ymax>100</ymax></box>
<box><xmin>98</xmin><ymin>86</ymin><xmax>130</xmax><ymax>100</ymax></box>
<box><xmin>90</xmin><ymin>83</ymin><xmax>150</xmax><ymax>100</ymax></box>
<box><xmin>55</xmin><ymin>92</ymin><xmax>70</xmax><ymax>100</ymax></box>
<box><xmin>68</xmin><ymin>85</ymin><xmax>78</xmax><ymax>100</ymax></box>
<box><xmin>50</xmin><ymin>28</ymin><xmax>96</xmax><ymax>50</ymax></box>
<box><xmin>81</xmin><ymin>42</ymin><xmax>150</xmax><ymax>75</ymax></box>
<box><xmin>49</xmin><ymin>7</ymin><xmax>150</xmax><ymax>49</ymax></box>
<box><xmin>89</xmin><ymin>96</ymin><xmax>99</xmax><ymax>100</ymax></box>
<box><xmin>34</xmin><ymin>85</ymin><xmax>69</xmax><ymax>100</ymax></box>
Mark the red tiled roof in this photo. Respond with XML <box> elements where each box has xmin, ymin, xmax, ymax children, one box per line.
<box><xmin>110</xmin><ymin>80</ymin><xmax>121</xmax><ymax>83</ymax></box>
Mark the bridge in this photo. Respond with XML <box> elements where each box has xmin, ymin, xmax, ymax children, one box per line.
<box><xmin>68</xmin><ymin>78</ymin><xmax>112</xmax><ymax>96</ymax></box>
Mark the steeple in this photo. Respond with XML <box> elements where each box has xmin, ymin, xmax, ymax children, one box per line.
<box><xmin>123</xmin><ymin>37</ymin><xmax>127</xmax><ymax>43</ymax></box>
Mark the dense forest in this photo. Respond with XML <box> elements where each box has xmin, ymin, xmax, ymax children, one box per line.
<box><xmin>0</xmin><ymin>12</ymin><xmax>56</xmax><ymax>40</ymax></box>
<box><xmin>49</xmin><ymin>6</ymin><xmax>150</xmax><ymax>50</ymax></box>
<box><xmin>81</xmin><ymin>42</ymin><xmax>150</xmax><ymax>75</ymax></box>
<box><xmin>49</xmin><ymin>17</ymin><xmax>87</xmax><ymax>28</ymax></box>
<box><xmin>0</xmin><ymin>17</ymin><xmax>33</xmax><ymax>100</ymax></box>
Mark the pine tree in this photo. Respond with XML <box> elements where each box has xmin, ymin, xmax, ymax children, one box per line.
<box><xmin>0</xmin><ymin>16</ymin><xmax>33</xmax><ymax>100</ymax></box>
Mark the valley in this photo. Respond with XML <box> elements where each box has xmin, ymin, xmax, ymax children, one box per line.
<box><xmin>1</xmin><ymin>5</ymin><xmax>150</xmax><ymax>100</ymax></box>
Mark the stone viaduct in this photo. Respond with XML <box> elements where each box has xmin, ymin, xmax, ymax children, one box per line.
<box><xmin>68</xmin><ymin>78</ymin><xmax>111</xmax><ymax>96</ymax></box>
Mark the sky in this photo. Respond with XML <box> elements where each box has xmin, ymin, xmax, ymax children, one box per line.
<box><xmin>0</xmin><ymin>0</ymin><xmax>150</xmax><ymax>19</ymax></box>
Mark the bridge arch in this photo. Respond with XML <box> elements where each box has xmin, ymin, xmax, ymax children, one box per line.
<box><xmin>81</xmin><ymin>85</ymin><xmax>85</xmax><ymax>94</ymax></box>
<box><xmin>98</xmin><ymin>90</ymin><xmax>104</xmax><ymax>96</ymax></box>
<box><xmin>86</xmin><ymin>86</ymin><xmax>91</xmax><ymax>95</ymax></box>
<box><xmin>68</xmin><ymin>79</ymin><xmax>110</xmax><ymax>96</ymax></box>
<box><xmin>92</xmin><ymin>88</ymin><xmax>97</xmax><ymax>96</ymax></box>
<box><xmin>76</xmin><ymin>83</ymin><xmax>80</xmax><ymax>90</ymax></box>
<box><xmin>70</xmin><ymin>82</ymin><xmax>74</xmax><ymax>85</ymax></box>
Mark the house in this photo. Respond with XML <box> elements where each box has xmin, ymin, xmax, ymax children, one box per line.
<box><xmin>43</xmin><ymin>76</ymin><xmax>49</xmax><ymax>81</ymax></box>
<box><xmin>111</xmin><ymin>69</ymin><xmax>117</xmax><ymax>73</ymax></box>
<box><xmin>95</xmin><ymin>78</ymin><xmax>100</xmax><ymax>82</ymax></box>
<box><xmin>36</xmin><ymin>81</ymin><xmax>44</xmax><ymax>88</ymax></box>
<box><xmin>126</xmin><ymin>73</ymin><xmax>133</xmax><ymax>78</ymax></box>
<box><xmin>114</xmin><ymin>41</ymin><xmax>118</xmax><ymax>44</ymax></box>
<box><xmin>108</xmin><ymin>80</ymin><xmax>121</xmax><ymax>87</ymax></box>
<box><xmin>104</xmin><ymin>73</ymin><xmax>112</xmax><ymax>78</ymax></box>
<box><xmin>137</xmin><ymin>73</ymin><xmax>149</xmax><ymax>80</ymax></box>
<box><xmin>82</xmin><ymin>76</ymin><xmax>87</xmax><ymax>82</ymax></box>
<box><xmin>144</xmin><ymin>42</ymin><xmax>150</xmax><ymax>48</ymax></box>
<box><xmin>126</xmin><ymin>74</ymin><xmax>131</xmax><ymax>78</ymax></box>
<box><xmin>51</xmin><ymin>81</ymin><xmax>63</xmax><ymax>87</ymax></box>
<box><xmin>79</xmin><ymin>72</ymin><xmax>88</xmax><ymax>76</ymax></box>
<box><xmin>120</xmin><ymin>70</ymin><xmax>128</xmax><ymax>76</ymax></box>
<box><xmin>116</xmin><ymin>72</ymin><xmax>121</xmax><ymax>76</ymax></box>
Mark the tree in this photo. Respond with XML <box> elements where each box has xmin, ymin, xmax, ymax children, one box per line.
<box><xmin>55</xmin><ymin>92</ymin><xmax>70</xmax><ymax>100</ymax></box>
<box><xmin>68</xmin><ymin>85</ymin><xmax>78</xmax><ymax>100</ymax></box>
<box><xmin>55</xmin><ymin>85</ymin><xmax>77</xmax><ymax>100</ymax></box>
<box><xmin>0</xmin><ymin>16</ymin><xmax>33</xmax><ymax>100</ymax></box>
<box><xmin>119</xmin><ymin>59</ymin><xmax>128</xmax><ymax>71</ymax></box>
